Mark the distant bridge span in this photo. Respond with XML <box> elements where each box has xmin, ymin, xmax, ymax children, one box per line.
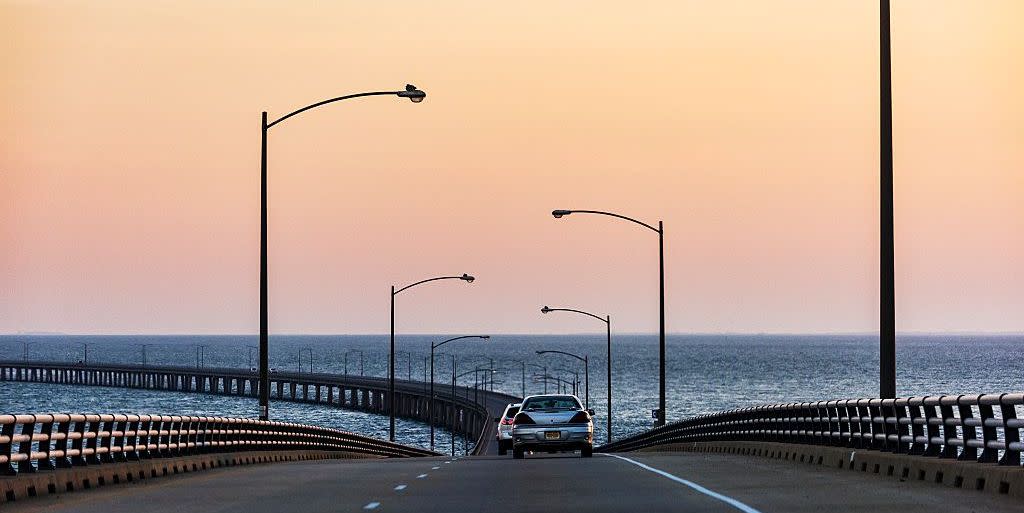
<box><xmin>0</xmin><ymin>360</ymin><xmax>519</xmax><ymax>456</ymax></box>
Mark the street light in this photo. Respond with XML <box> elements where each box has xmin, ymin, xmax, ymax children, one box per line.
<box><xmin>138</xmin><ymin>344</ymin><xmax>152</xmax><ymax>367</ymax></box>
<box><xmin>551</xmin><ymin>208</ymin><xmax>667</xmax><ymax>426</ymax></box>
<box><xmin>536</xmin><ymin>349</ymin><xmax>588</xmax><ymax>409</ymax></box>
<box><xmin>193</xmin><ymin>344</ymin><xmax>208</xmax><ymax>369</ymax></box>
<box><xmin>390</xmin><ymin>273</ymin><xmax>475</xmax><ymax>441</ymax></box>
<box><xmin>299</xmin><ymin>346</ymin><xmax>314</xmax><ymax>373</ymax></box>
<box><xmin>430</xmin><ymin>335</ymin><xmax>489</xmax><ymax>450</ymax></box>
<box><xmin>541</xmin><ymin>305</ymin><xmax>613</xmax><ymax>442</ymax></box>
<box><xmin>344</xmin><ymin>349</ymin><xmax>364</xmax><ymax>376</ymax></box>
<box><xmin>500</xmin><ymin>358</ymin><xmax>527</xmax><ymax>398</ymax></box>
<box><xmin>396</xmin><ymin>351</ymin><xmax>413</xmax><ymax>381</ymax></box>
<box><xmin>247</xmin><ymin>345</ymin><xmax>258</xmax><ymax>369</ymax></box>
<box><xmin>258</xmin><ymin>84</ymin><xmax>427</xmax><ymax>421</ymax></box>
<box><xmin>527</xmin><ymin>363</ymin><xmax>547</xmax><ymax>394</ymax></box>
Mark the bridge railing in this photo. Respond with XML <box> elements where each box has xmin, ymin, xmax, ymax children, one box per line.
<box><xmin>0</xmin><ymin>413</ymin><xmax>437</xmax><ymax>475</ymax></box>
<box><xmin>598</xmin><ymin>393</ymin><xmax>1023</xmax><ymax>467</ymax></box>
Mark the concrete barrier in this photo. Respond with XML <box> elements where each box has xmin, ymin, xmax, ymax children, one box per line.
<box><xmin>0</xmin><ymin>449</ymin><xmax>377</xmax><ymax>505</ymax></box>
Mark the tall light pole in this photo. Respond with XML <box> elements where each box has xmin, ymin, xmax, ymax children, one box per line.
<box><xmin>430</xmin><ymin>335</ymin><xmax>489</xmax><ymax>450</ymax></box>
<box><xmin>501</xmin><ymin>358</ymin><xmax>527</xmax><ymax>398</ymax></box>
<box><xmin>528</xmin><ymin>363</ymin><xmax>547</xmax><ymax>394</ymax></box>
<box><xmin>139</xmin><ymin>344</ymin><xmax>151</xmax><ymax>367</ymax></box>
<box><xmin>537</xmin><ymin>350</ymin><xmax>588</xmax><ymax>409</ymax></box>
<box><xmin>299</xmin><ymin>346</ymin><xmax>314</xmax><ymax>373</ymax></box>
<box><xmin>396</xmin><ymin>351</ymin><xmax>413</xmax><ymax>381</ymax></box>
<box><xmin>344</xmin><ymin>349</ymin><xmax>364</xmax><ymax>376</ymax></box>
<box><xmin>552</xmin><ymin>209</ymin><xmax>666</xmax><ymax>426</ymax></box>
<box><xmin>540</xmin><ymin>306</ymin><xmax>612</xmax><ymax>441</ymax></box>
<box><xmin>259</xmin><ymin>84</ymin><xmax>426</xmax><ymax>421</ymax></box>
<box><xmin>390</xmin><ymin>273</ymin><xmax>475</xmax><ymax>441</ymax></box>
<box><xmin>247</xmin><ymin>345</ymin><xmax>258</xmax><ymax>369</ymax></box>
<box><xmin>879</xmin><ymin>0</ymin><xmax>896</xmax><ymax>400</ymax></box>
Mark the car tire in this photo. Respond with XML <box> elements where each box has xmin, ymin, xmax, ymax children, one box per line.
<box><xmin>581</xmin><ymin>445</ymin><xmax>593</xmax><ymax>458</ymax></box>
<box><xmin>513</xmin><ymin>447</ymin><xmax>525</xmax><ymax>459</ymax></box>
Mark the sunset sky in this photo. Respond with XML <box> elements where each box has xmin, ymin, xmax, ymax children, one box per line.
<box><xmin>2</xmin><ymin>1</ymin><xmax>1022</xmax><ymax>335</ymax></box>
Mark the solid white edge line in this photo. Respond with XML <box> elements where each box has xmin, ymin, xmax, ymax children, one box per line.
<box><xmin>601</xmin><ymin>454</ymin><xmax>764</xmax><ymax>513</ymax></box>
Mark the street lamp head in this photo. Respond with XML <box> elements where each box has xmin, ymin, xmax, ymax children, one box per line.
<box><xmin>541</xmin><ymin>306</ymin><xmax>551</xmax><ymax>314</ymax></box>
<box><xmin>397</xmin><ymin>84</ymin><xmax>426</xmax><ymax>103</ymax></box>
<box><xmin>460</xmin><ymin>273</ymin><xmax>475</xmax><ymax>283</ymax></box>
<box><xmin>551</xmin><ymin>209</ymin><xmax>572</xmax><ymax>219</ymax></box>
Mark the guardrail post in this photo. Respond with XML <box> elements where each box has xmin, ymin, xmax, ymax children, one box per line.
<box><xmin>0</xmin><ymin>418</ymin><xmax>15</xmax><ymax>475</ymax></box>
<box><xmin>70</xmin><ymin>417</ymin><xmax>88</xmax><ymax>466</ymax></box>
<box><xmin>892</xmin><ymin>401</ymin><xmax>908</xmax><ymax>453</ymax></box>
<box><xmin>999</xmin><ymin>395</ymin><xmax>1020</xmax><ymax>466</ymax></box>
<box><xmin>907</xmin><ymin>400</ymin><xmax>925</xmax><ymax>455</ymax></box>
<box><xmin>86</xmin><ymin>415</ymin><xmax>103</xmax><ymax>464</ymax></box>
<box><xmin>100</xmin><ymin>415</ymin><xmax>116</xmax><ymax>463</ymax></box>
<box><xmin>54</xmin><ymin>416</ymin><xmax>72</xmax><ymax>468</ymax></box>
<box><xmin>17</xmin><ymin>417</ymin><xmax>37</xmax><ymax>473</ymax></box>
<box><xmin>38</xmin><ymin>417</ymin><xmax>56</xmax><ymax>470</ymax></box>
<box><xmin>977</xmin><ymin>398</ymin><xmax>999</xmax><ymax>463</ymax></box>
<box><xmin>956</xmin><ymin>399</ymin><xmax>979</xmax><ymax>461</ymax></box>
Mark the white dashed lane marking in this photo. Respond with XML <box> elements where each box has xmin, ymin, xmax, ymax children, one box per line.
<box><xmin>417</xmin><ymin>474</ymin><xmax>428</xmax><ymax>479</ymax></box>
<box><xmin>363</xmin><ymin>502</ymin><xmax>381</xmax><ymax>510</ymax></box>
<box><xmin>394</xmin><ymin>484</ymin><xmax>407</xmax><ymax>491</ymax></box>
<box><xmin>431</xmin><ymin>466</ymin><xmax>440</xmax><ymax>470</ymax></box>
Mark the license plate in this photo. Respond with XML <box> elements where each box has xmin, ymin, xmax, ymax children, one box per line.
<box><xmin>544</xmin><ymin>431</ymin><xmax>560</xmax><ymax>440</ymax></box>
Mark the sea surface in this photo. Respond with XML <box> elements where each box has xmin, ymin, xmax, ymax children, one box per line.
<box><xmin>1</xmin><ymin>334</ymin><xmax>1021</xmax><ymax>450</ymax></box>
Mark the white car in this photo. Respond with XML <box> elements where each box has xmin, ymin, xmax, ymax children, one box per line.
<box><xmin>494</xmin><ymin>402</ymin><xmax>521</xmax><ymax>455</ymax></box>
<box><xmin>512</xmin><ymin>394</ymin><xmax>594</xmax><ymax>459</ymax></box>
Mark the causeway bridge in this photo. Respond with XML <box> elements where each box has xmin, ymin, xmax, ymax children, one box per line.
<box><xmin>0</xmin><ymin>361</ymin><xmax>518</xmax><ymax>456</ymax></box>
<box><xmin>2</xmin><ymin>360</ymin><xmax>1022</xmax><ymax>512</ymax></box>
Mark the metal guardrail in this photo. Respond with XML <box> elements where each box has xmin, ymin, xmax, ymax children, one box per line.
<box><xmin>598</xmin><ymin>393</ymin><xmax>1024</xmax><ymax>467</ymax></box>
<box><xmin>0</xmin><ymin>413</ymin><xmax>437</xmax><ymax>475</ymax></box>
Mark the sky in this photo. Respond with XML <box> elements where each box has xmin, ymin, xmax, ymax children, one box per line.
<box><xmin>2</xmin><ymin>1</ymin><xmax>1022</xmax><ymax>335</ymax></box>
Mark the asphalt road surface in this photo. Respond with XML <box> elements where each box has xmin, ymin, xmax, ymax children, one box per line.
<box><xmin>8</xmin><ymin>451</ymin><xmax>1019</xmax><ymax>513</ymax></box>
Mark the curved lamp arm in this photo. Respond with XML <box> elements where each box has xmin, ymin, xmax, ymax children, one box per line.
<box><xmin>395</xmin><ymin>274</ymin><xmax>475</xmax><ymax>295</ymax></box>
<box><xmin>267</xmin><ymin>85</ymin><xmax>426</xmax><ymax>129</ymax></box>
<box><xmin>551</xmin><ymin>209</ymin><xmax>660</xmax><ymax>234</ymax></box>
<box><xmin>540</xmin><ymin>306</ymin><xmax>608</xmax><ymax>324</ymax></box>
<box><xmin>432</xmin><ymin>335</ymin><xmax>490</xmax><ymax>350</ymax></box>
<box><xmin>536</xmin><ymin>349</ymin><xmax>586</xmax><ymax>364</ymax></box>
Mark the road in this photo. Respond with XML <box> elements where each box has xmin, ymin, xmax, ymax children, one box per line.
<box><xmin>8</xmin><ymin>450</ymin><xmax>1018</xmax><ymax>513</ymax></box>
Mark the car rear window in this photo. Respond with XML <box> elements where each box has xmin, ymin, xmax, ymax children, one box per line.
<box><xmin>522</xmin><ymin>396</ymin><xmax>581</xmax><ymax>411</ymax></box>
<box><xmin>503</xmin><ymin>406</ymin><xmax>520</xmax><ymax>418</ymax></box>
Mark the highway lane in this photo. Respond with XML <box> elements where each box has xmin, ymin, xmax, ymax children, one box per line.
<box><xmin>7</xmin><ymin>451</ymin><xmax>1020</xmax><ymax>513</ymax></box>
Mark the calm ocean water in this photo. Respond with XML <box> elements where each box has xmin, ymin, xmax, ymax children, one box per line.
<box><xmin>1</xmin><ymin>334</ymin><xmax>1021</xmax><ymax>449</ymax></box>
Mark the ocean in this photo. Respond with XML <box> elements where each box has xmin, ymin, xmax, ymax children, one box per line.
<box><xmin>1</xmin><ymin>334</ymin><xmax>1021</xmax><ymax>450</ymax></box>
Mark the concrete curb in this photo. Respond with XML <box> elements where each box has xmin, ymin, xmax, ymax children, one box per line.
<box><xmin>638</xmin><ymin>441</ymin><xmax>1024</xmax><ymax>500</ymax></box>
<box><xmin>0</xmin><ymin>450</ymin><xmax>380</xmax><ymax>506</ymax></box>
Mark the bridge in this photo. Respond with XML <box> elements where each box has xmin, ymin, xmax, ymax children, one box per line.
<box><xmin>0</xmin><ymin>360</ymin><xmax>518</xmax><ymax>457</ymax></box>
<box><xmin>2</xmin><ymin>360</ymin><xmax>1022</xmax><ymax>512</ymax></box>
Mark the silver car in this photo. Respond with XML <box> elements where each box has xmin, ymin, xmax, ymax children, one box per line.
<box><xmin>495</xmin><ymin>402</ymin><xmax>521</xmax><ymax>455</ymax></box>
<box><xmin>511</xmin><ymin>394</ymin><xmax>594</xmax><ymax>459</ymax></box>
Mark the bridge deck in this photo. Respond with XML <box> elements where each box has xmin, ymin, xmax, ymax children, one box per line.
<box><xmin>4</xmin><ymin>450</ymin><xmax>1018</xmax><ymax>513</ymax></box>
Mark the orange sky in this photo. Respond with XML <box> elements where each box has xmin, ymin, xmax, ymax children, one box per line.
<box><xmin>2</xmin><ymin>1</ymin><xmax>1022</xmax><ymax>335</ymax></box>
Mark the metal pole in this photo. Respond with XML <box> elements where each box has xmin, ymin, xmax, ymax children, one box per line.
<box><xmin>584</xmin><ymin>355</ymin><xmax>589</xmax><ymax>409</ymax></box>
<box><xmin>879</xmin><ymin>0</ymin><xmax>896</xmax><ymax>400</ymax></box>
<box><xmin>259</xmin><ymin>111</ymin><xmax>270</xmax><ymax>421</ymax></box>
<box><xmin>521</xmin><ymin>361</ymin><xmax>526</xmax><ymax>398</ymax></box>
<box><xmin>84</xmin><ymin>344</ymin><xmax>88</xmax><ymax>365</ymax></box>
<box><xmin>430</xmin><ymin>346</ymin><xmax>435</xmax><ymax>450</ymax></box>
<box><xmin>606</xmin><ymin>315</ymin><xmax>612</xmax><ymax>443</ymax></box>
<box><xmin>544</xmin><ymin>366</ymin><xmax>547</xmax><ymax>394</ymax></box>
<box><xmin>451</xmin><ymin>355</ymin><xmax>456</xmax><ymax>457</ymax></box>
<box><xmin>657</xmin><ymin>220</ymin><xmax>666</xmax><ymax>426</ymax></box>
<box><xmin>389</xmin><ymin>286</ymin><xmax>396</xmax><ymax>441</ymax></box>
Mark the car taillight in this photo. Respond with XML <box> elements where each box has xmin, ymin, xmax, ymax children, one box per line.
<box><xmin>513</xmin><ymin>412</ymin><xmax>535</xmax><ymax>425</ymax></box>
<box><xmin>501</xmin><ymin>418</ymin><xmax>514</xmax><ymax>425</ymax></box>
<box><xmin>569</xmin><ymin>411</ymin><xmax>591</xmax><ymax>424</ymax></box>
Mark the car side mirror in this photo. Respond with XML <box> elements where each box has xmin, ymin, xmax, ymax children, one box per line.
<box><xmin>587</xmin><ymin>409</ymin><xmax>595</xmax><ymax>416</ymax></box>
